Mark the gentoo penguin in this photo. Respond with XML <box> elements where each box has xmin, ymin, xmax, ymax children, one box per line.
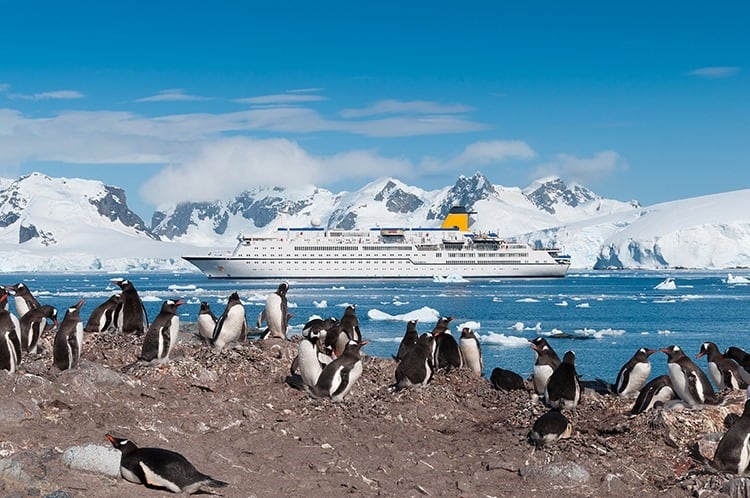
<box><xmin>6</xmin><ymin>282</ymin><xmax>40</xmax><ymax>318</ymax></box>
<box><xmin>323</xmin><ymin>325</ymin><xmax>350</xmax><ymax>360</ymax></box>
<box><xmin>113</xmin><ymin>279</ymin><xmax>149</xmax><ymax>335</ymax></box>
<box><xmin>139</xmin><ymin>299</ymin><xmax>184</xmax><ymax>365</ymax></box>
<box><xmin>529</xmin><ymin>337</ymin><xmax>562</xmax><ymax>396</ymax></box>
<box><xmin>545</xmin><ymin>350</ymin><xmax>581</xmax><ymax>409</ymax></box>
<box><xmin>301</xmin><ymin>316</ymin><xmax>338</xmax><ymax>339</ymax></box>
<box><xmin>432</xmin><ymin>317</ymin><xmax>462</xmax><ymax>371</ymax></box>
<box><xmin>18</xmin><ymin>305</ymin><xmax>58</xmax><ymax>354</ymax></box>
<box><xmin>52</xmin><ymin>300</ymin><xmax>85</xmax><ymax>371</ymax></box>
<box><xmin>614</xmin><ymin>347</ymin><xmax>656</xmax><ymax>398</ymax></box>
<box><xmin>256</xmin><ymin>282</ymin><xmax>289</xmax><ymax>340</ymax></box>
<box><xmin>0</xmin><ymin>300</ymin><xmax>21</xmax><ymax>373</ymax></box>
<box><xmin>196</xmin><ymin>301</ymin><xmax>217</xmax><ymax>344</ymax></box>
<box><xmin>339</xmin><ymin>305</ymin><xmax>361</xmax><ymax>342</ymax></box>
<box><xmin>105</xmin><ymin>433</ymin><xmax>227</xmax><ymax>494</ymax></box>
<box><xmin>393</xmin><ymin>319</ymin><xmax>419</xmax><ymax>361</ymax></box>
<box><xmin>711</xmin><ymin>399</ymin><xmax>750</xmax><ymax>474</ymax></box>
<box><xmin>289</xmin><ymin>340</ymin><xmax>368</xmax><ymax>402</ymax></box>
<box><xmin>528</xmin><ymin>409</ymin><xmax>573</xmax><ymax>448</ymax></box>
<box><xmin>697</xmin><ymin>341</ymin><xmax>749</xmax><ymax>391</ymax></box>
<box><xmin>459</xmin><ymin>327</ymin><xmax>483</xmax><ymax>377</ymax></box>
<box><xmin>84</xmin><ymin>294</ymin><xmax>120</xmax><ymax>333</ymax></box>
<box><xmin>291</xmin><ymin>327</ymin><xmax>325</xmax><ymax>388</ymax></box>
<box><xmin>394</xmin><ymin>333</ymin><xmax>436</xmax><ymax>390</ymax></box>
<box><xmin>0</xmin><ymin>287</ymin><xmax>21</xmax><ymax>349</ymax></box>
<box><xmin>211</xmin><ymin>292</ymin><xmax>247</xmax><ymax>352</ymax></box>
<box><xmin>660</xmin><ymin>344</ymin><xmax>718</xmax><ymax>407</ymax></box>
<box><xmin>630</xmin><ymin>375</ymin><xmax>675</xmax><ymax>415</ymax></box>
<box><xmin>490</xmin><ymin>368</ymin><xmax>526</xmax><ymax>391</ymax></box>
<box><xmin>725</xmin><ymin>346</ymin><xmax>750</xmax><ymax>384</ymax></box>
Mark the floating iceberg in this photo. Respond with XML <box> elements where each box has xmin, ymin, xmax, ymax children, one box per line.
<box><xmin>726</xmin><ymin>273</ymin><xmax>750</xmax><ymax>285</ymax></box>
<box><xmin>654</xmin><ymin>277</ymin><xmax>676</xmax><ymax>290</ymax></box>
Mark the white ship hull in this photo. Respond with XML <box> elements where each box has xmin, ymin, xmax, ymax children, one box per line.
<box><xmin>183</xmin><ymin>229</ymin><xmax>570</xmax><ymax>280</ymax></box>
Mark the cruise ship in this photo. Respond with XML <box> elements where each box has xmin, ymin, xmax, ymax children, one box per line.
<box><xmin>182</xmin><ymin>207</ymin><xmax>570</xmax><ymax>279</ymax></box>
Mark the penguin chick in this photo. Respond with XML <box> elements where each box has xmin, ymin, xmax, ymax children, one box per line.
<box><xmin>196</xmin><ymin>301</ymin><xmax>217</xmax><ymax>344</ymax></box>
<box><xmin>106</xmin><ymin>433</ymin><xmax>227</xmax><ymax>494</ymax></box>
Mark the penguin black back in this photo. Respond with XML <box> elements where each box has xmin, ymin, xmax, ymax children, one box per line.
<box><xmin>53</xmin><ymin>300</ymin><xmax>85</xmax><ymax>371</ymax></box>
<box><xmin>394</xmin><ymin>319</ymin><xmax>419</xmax><ymax>361</ymax></box>
<box><xmin>432</xmin><ymin>316</ymin><xmax>462</xmax><ymax>371</ymax></box>
<box><xmin>340</xmin><ymin>305</ymin><xmax>361</xmax><ymax>342</ymax></box>
<box><xmin>106</xmin><ymin>433</ymin><xmax>227</xmax><ymax>494</ymax></box>
<box><xmin>114</xmin><ymin>279</ymin><xmax>149</xmax><ymax>335</ymax></box>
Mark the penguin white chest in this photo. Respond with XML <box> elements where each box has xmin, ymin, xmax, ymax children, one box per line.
<box><xmin>739</xmin><ymin>434</ymin><xmax>750</xmax><ymax>475</ymax></box>
<box><xmin>298</xmin><ymin>340</ymin><xmax>323</xmax><ymax>387</ymax></box>
<box><xmin>707</xmin><ymin>362</ymin><xmax>724</xmax><ymax>390</ymax></box>
<box><xmin>331</xmin><ymin>361</ymin><xmax>363</xmax><ymax>402</ymax></box>
<box><xmin>220</xmin><ymin>307</ymin><xmax>246</xmax><ymax>342</ymax></box>
<box><xmin>167</xmin><ymin>316</ymin><xmax>180</xmax><ymax>352</ymax></box>
<box><xmin>264</xmin><ymin>294</ymin><xmax>286</xmax><ymax>338</ymax></box>
<box><xmin>533</xmin><ymin>365</ymin><xmax>554</xmax><ymax>394</ymax></box>
<box><xmin>667</xmin><ymin>363</ymin><xmax>695</xmax><ymax>405</ymax></box>
<box><xmin>460</xmin><ymin>338</ymin><xmax>482</xmax><ymax>376</ymax></box>
<box><xmin>620</xmin><ymin>362</ymin><xmax>651</xmax><ymax>397</ymax></box>
<box><xmin>197</xmin><ymin>315</ymin><xmax>215</xmax><ymax>340</ymax></box>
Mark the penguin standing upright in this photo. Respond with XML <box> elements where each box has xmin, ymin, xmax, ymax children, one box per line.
<box><xmin>257</xmin><ymin>282</ymin><xmax>289</xmax><ymax>340</ymax></box>
<box><xmin>660</xmin><ymin>344</ymin><xmax>717</xmax><ymax>407</ymax></box>
<box><xmin>725</xmin><ymin>346</ymin><xmax>750</xmax><ymax>384</ymax></box>
<box><xmin>432</xmin><ymin>316</ymin><xmax>462</xmax><ymax>371</ymax></box>
<box><xmin>630</xmin><ymin>375</ymin><xmax>675</xmax><ymax>414</ymax></box>
<box><xmin>529</xmin><ymin>337</ymin><xmax>561</xmax><ymax>396</ymax></box>
<box><xmin>528</xmin><ymin>409</ymin><xmax>573</xmax><ymax>448</ymax></box>
<box><xmin>459</xmin><ymin>327</ymin><xmax>483</xmax><ymax>377</ymax></box>
<box><xmin>289</xmin><ymin>340</ymin><xmax>368</xmax><ymax>402</ymax></box>
<box><xmin>211</xmin><ymin>292</ymin><xmax>247</xmax><ymax>352</ymax></box>
<box><xmin>18</xmin><ymin>305</ymin><xmax>58</xmax><ymax>354</ymax></box>
<box><xmin>614</xmin><ymin>347</ymin><xmax>656</xmax><ymax>398</ymax></box>
<box><xmin>339</xmin><ymin>305</ymin><xmax>361</xmax><ymax>342</ymax></box>
<box><xmin>301</xmin><ymin>316</ymin><xmax>338</xmax><ymax>339</ymax></box>
<box><xmin>697</xmin><ymin>341</ymin><xmax>748</xmax><ymax>390</ymax></box>
<box><xmin>52</xmin><ymin>300</ymin><xmax>85</xmax><ymax>371</ymax></box>
<box><xmin>545</xmin><ymin>350</ymin><xmax>581</xmax><ymax>409</ymax></box>
<box><xmin>6</xmin><ymin>282</ymin><xmax>40</xmax><ymax>318</ymax></box>
<box><xmin>105</xmin><ymin>433</ymin><xmax>227</xmax><ymax>494</ymax></box>
<box><xmin>196</xmin><ymin>302</ymin><xmax>218</xmax><ymax>344</ymax></box>
<box><xmin>139</xmin><ymin>299</ymin><xmax>184</xmax><ymax>365</ymax></box>
<box><xmin>394</xmin><ymin>319</ymin><xmax>419</xmax><ymax>361</ymax></box>
<box><xmin>84</xmin><ymin>294</ymin><xmax>120</xmax><ymax>333</ymax></box>
<box><xmin>292</xmin><ymin>328</ymin><xmax>325</xmax><ymax>388</ymax></box>
<box><xmin>394</xmin><ymin>333</ymin><xmax>435</xmax><ymax>390</ymax></box>
<box><xmin>322</xmin><ymin>325</ymin><xmax>350</xmax><ymax>360</ymax></box>
<box><xmin>0</xmin><ymin>287</ymin><xmax>21</xmax><ymax>347</ymax></box>
<box><xmin>0</xmin><ymin>295</ymin><xmax>21</xmax><ymax>373</ymax></box>
<box><xmin>711</xmin><ymin>399</ymin><xmax>750</xmax><ymax>474</ymax></box>
<box><xmin>113</xmin><ymin>279</ymin><xmax>149</xmax><ymax>335</ymax></box>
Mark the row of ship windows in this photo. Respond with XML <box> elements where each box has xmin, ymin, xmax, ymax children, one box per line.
<box><xmin>260</xmin><ymin>252</ymin><xmax>528</xmax><ymax>258</ymax></box>
<box><xmin>246</xmin><ymin>260</ymin><xmax>524</xmax><ymax>265</ymax></box>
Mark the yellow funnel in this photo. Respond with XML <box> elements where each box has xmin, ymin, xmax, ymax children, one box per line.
<box><xmin>440</xmin><ymin>207</ymin><xmax>475</xmax><ymax>231</ymax></box>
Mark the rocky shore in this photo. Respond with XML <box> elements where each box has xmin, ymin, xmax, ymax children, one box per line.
<box><xmin>0</xmin><ymin>325</ymin><xmax>748</xmax><ymax>497</ymax></box>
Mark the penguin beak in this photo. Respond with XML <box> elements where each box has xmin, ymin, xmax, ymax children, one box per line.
<box><xmin>695</xmin><ymin>351</ymin><xmax>705</xmax><ymax>359</ymax></box>
<box><xmin>105</xmin><ymin>434</ymin><xmax>116</xmax><ymax>444</ymax></box>
<box><xmin>645</xmin><ymin>349</ymin><xmax>657</xmax><ymax>356</ymax></box>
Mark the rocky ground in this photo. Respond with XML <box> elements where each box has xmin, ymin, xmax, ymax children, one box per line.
<box><xmin>0</xmin><ymin>325</ymin><xmax>748</xmax><ymax>498</ymax></box>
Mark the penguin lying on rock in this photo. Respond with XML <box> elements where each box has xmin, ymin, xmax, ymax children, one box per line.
<box><xmin>106</xmin><ymin>433</ymin><xmax>227</xmax><ymax>494</ymax></box>
<box><xmin>528</xmin><ymin>409</ymin><xmax>573</xmax><ymax>448</ymax></box>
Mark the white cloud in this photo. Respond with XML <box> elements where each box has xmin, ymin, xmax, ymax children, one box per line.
<box><xmin>532</xmin><ymin>151</ymin><xmax>626</xmax><ymax>186</ymax></box>
<box><xmin>235</xmin><ymin>93</ymin><xmax>327</xmax><ymax>105</ymax></box>
<box><xmin>452</xmin><ymin>140</ymin><xmax>536</xmax><ymax>166</ymax></box>
<box><xmin>139</xmin><ymin>137</ymin><xmax>412</xmax><ymax>206</ymax></box>
<box><xmin>0</xmin><ymin>83</ymin><xmax>9</xmax><ymax>92</ymax></box>
<box><xmin>8</xmin><ymin>90</ymin><xmax>84</xmax><ymax>100</ymax></box>
<box><xmin>136</xmin><ymin>89</ymin><xmax>211</xmax><ymax>102</ymax></box>
<box><xmin>340</xmin><ymin>99</ymin><xmax>473</xmax><ymax>118</ymax></box>
<box><xmin>687</xmin><ymin>66</ymin><xmax>741</xmax><ymax>79</ymax></box>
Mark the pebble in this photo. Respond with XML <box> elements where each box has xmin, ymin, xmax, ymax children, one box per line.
<box><xmin>520</xmin><ymin>461</ymin><xmax>591</xmax><ymax>483</ymax></box>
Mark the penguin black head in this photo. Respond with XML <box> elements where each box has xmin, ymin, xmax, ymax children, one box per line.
<box><xmin>562</xmin><ymin>350</ymin><xmax>576</xmax><ymax>364</ymax></box>
<box><xmin>105</xmin><ymin>433</ymin><xmax>138</xmax><ymax>452</ymax></box>
<box><xmin>162</xmin><ymin>299</ymin><xmax>185</xmax><ymax>313</ymax></box>
<box><xmin>660</xmin><ymin>345</ymin><xmax>683</xmax><ymax>359</ymax></box>
<box><xmin>461</xmin><ymin>327</ymin><xmax>476</xmax><ymax>339</ymax></box>
<box><xmin>64</xmin><ymin>300</ymin><xmax>85</xmax><ymax>318</ymax></box>
<box><xmin>696</xmin><ymin>342</ymin><xmax>719</xmax><ymax>359</ymax></box>
<box><xmin>276</xmin><ymin>282</ymin><xmax>289</xmax><ymax>297</ymax></box>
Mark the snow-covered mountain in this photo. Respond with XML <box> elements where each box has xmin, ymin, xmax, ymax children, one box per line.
<box><xmin>0</xmin><ymin>171</ymin><xmax>748</xmax><ymax>272</ymax></box>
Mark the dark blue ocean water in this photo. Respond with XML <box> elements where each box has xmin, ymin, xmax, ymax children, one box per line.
<box><xmin>6</xmin><ymin>270</ymin><xmax>750</xmax><ymax>385</ymax></box>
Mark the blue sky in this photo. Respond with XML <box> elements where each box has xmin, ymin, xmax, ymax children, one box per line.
<box><xmin>0</xmin><ymin>1</ymin><xmax>747</xmax><ymax>220</ymax></box>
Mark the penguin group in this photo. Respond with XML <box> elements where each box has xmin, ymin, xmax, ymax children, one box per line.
<box><xmin>286</xmin><ymin>303</ymin><xmax>368</xmax><ymax>401</ymax></box>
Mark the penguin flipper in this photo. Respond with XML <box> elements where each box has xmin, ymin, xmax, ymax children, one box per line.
<box><xmin>290</xmin><ymin>355</ymin><xmax>300</xmax><ymax>375</ymax></box>
<box><xmin>256</xmin><ymin>310</ymin><xmax>266</xmax><ymax>328</ymax></box>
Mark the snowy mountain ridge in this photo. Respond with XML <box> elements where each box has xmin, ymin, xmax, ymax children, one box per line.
<box><xmin>0</xmin><ymin>171</ymin><xmax>748</xmax><ymax>272</ymax></box>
